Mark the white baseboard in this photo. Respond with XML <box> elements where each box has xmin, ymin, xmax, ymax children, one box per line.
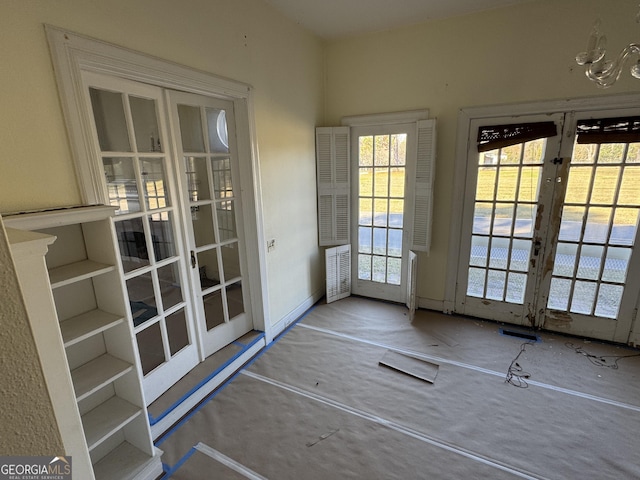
<box><xmin>270</xmin><ymin>289</ymin><xmax>324</xmax><ymax>341</ymax></box>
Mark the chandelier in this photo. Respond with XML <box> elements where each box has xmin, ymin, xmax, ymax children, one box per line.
<box><xmin>576</xmin><ymin>9</ymin><xmax>640</xmax><ymax>88</ymax></box>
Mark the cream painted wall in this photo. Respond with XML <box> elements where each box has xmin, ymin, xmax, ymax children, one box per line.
<box><xmin>0</xmin><ymin>0</ymin><xmax>324</xmax><ymax>325</ymax></box>
<box><xmin>0</xmin><ymin>217</ymin><xmax>64</xmax><ymax>455</ymax></box>
<box><xmin>323</xmin><ymin>0</ymin><xmax>640</xmax><ymax>304</ymax></box>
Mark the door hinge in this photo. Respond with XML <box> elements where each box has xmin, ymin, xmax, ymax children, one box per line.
<box><xmin>552</xmin><ymin>157</ymin><xmax>564</xmax><ymax>164</ymax></box>
<box><xmin>190</xmin><ymin>250</ymin><xmax>197</xmax><ymax>269</ymax></box>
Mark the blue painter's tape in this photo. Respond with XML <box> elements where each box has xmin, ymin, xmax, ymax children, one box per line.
<box><xmin>161</xmin><ymin>446</ymin><xmax>197</xmax><ymax>478</ymax></box>
<box><xmin>149</xmin><ymin>331</ymin><xmax>266</xmax><ymax>425</ymax></box>
<box><xmin>155</xmin><ymin>305</ymin><xmax>317</xmax><ymax>446</ymax></box>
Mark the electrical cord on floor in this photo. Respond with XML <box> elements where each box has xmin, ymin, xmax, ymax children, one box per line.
<box><xmin>564</xmin><ymin>342</ymin><xmax>640</xmax><ymax>369</ymax></box>
<box><xmin>505</xmin><ymin>342</ymin><xmax>534</xmax><ymax>388</ymax></box>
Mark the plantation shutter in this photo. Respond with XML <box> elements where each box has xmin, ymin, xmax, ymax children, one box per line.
<box><xmin>412</xmin><ymin>119</ymin><xmax>437</xmax><ymax>253</ymax></box>
<box><xmin>316</xmin><ymin>127</ymin><xmax>350</xmax><ymax>246</ymax></box>
<box><xmin>325</xmin><ymin>244</ymin><xmax>351</xmax><ymax>303</ymax></box>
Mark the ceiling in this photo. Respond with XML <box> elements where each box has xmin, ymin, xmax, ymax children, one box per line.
<box><xmin>263</xmin><ymin>0</ymin><xmax>535</xmax><ymax>40</ymax></box>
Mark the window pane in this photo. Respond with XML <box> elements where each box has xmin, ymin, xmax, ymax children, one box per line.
<box><xmin>374</xmin><ymin>135</ymin><xmax>389</xmax><ymax>166</ymax></box>
<box><xmin>523</xmin><ymin>139</ymin><xmax>545</xmax><ymax>165</ymax></box>
<box><xmin>389</xmin><ymin>200</ymin><xmax>403</xmax><ymax>228</ymax></box>
<box><xmin>115</xmin><ymin>217</ymin><xmax>149</xmax><ymax>272</ymax></box>
<box><xmin>514</xmin><ymin>204</ymin><xmax>536</xmax><ymax>238</ymax></box>
<box><xmin>618</xmin><ymin>166</ymin><xmax>640</xmax><ymax>205</ymax></box>
<box><xmin>206</xmin><ymin>107</ymin><xmax>229</xmax><ymax>153</ymax></box>
<box><xmin>553</xmin><ymin>242</ymin><xmax>577</xmax><ymax>277</ymax></box>
<box><xmin>212</xmin><ymin>158</ymin><xmax>233</xmax><ymax>199</ymax></box>
<box><xmin>127</xmin><ymin>273</ymin><xmax>157</xmax><ymax>327</ymax></box>
<box><xmin>374</xmin><ymin>168</ymin><xmax>389</xmax><ymax>197</ymax></box>
<box><xmin>486</xmin><ymin>270</ymin><xmax>506</xmax><ymax>301</ymax></box>
<box><xmin>583</xmin><ymin>207</ymin><xmax>611</xmax><ymax>244</ymax></box>
<box><xmin>359</xmin><ymin>198</ymin><xmax>372</xmax><ymax>226</ymax></box>
<box><xmin>185</xmin><ymin>156</ymin><xmax>210</xmax><ymax>202</ymax></box>
<box><xmin>130</xmin><ymin>96</ymin><xmax>161</xmax><ymax>152</ymax></box>
<box><xmin>103</xmin><ymin>158</ymin><xmax>140</xmax><ymax>214</ymax></box>
<box><xmin>227</xmin><ymin>282</ymin><xmax>244</xmax><ymax>320</ymax></box>
<box><xmin>388</xmin><ymin>229</ymin><xmax>402</xmax><ymax>257</ymax></box>
<box><xmin>576</xmin><ymin>245</ymin><xmax>603</xmax><ymax>280</ymax></box>
<box><xmin>197</xmin><ymin>248</ymin><xmax>220</xmax><ymax>290</ymax></box>
<box><xmin>470</xmin><ymin>236</ymin><xmax>488</xmax><ymax>267</ymax></box>
<box><xmin>373</xmin><ymin>227</ymin><xmax>387</xmax><ymax>255</ymax></box>
<box><xmin>595</xmin><ymin>284</ymin><xmax>623</xmax><ymax>318</ymax></box>
<box><xmin>359</xmin><ymin>168</ymin><xmax>373</xmax><ymax>197</ymax></box>
<box><xmin>476</xmin><ymin>167</ymin><xmax>497</xmax><ymax>201</ymax></box>
<box><xmin>597</xmin><ymin>143</ymin><xmax>625</xmax><ymax>164</ymax></box>
<box><xmin>506</xmin><ymin>272</ymin><xmax>527</xmax><ymax>304</ymax></box>
<box><xmin>157</xmin><ymin>262</ymin><xmax>183</xmax><ymax>311</ymax></box>
<box><xmin>387</xmin><ymin>258</ymin><xmax>401</xmax><ymax>285</ymax></box>
<box><xmin>358</xmin><ymin>254</ymin><xmax>371</xmax><ymax>281</ymax></box>
<box><xmin>359</xmin><ymin>136</ymin><xmax>373</xmax><ymax>166</ymax></box>
<box><xmin>372</xmin><ymin>256</ymin><xmax>386</xmax><ymax>283</ymax></box>
<box><xmin>136</xmin><ymin>322</ymin><xmax>165</xmax><ymax>375</ymax></box>
<box><xmin>221</xmin><ymin>242</ymin><xmax>241</xmax><ymax>280</ymax></box>
<box><xmin>558</xmin><ymin>206</ymin><xmax>585</xmax><ymax>242</ymax></box>
<box><xmin>203</xmin><ymin>290</ymin><xmax>225</xmax><ymax>330</ymax></box>
<box><xmin>565</xmin><ymin>166</ymin><xmax>592</xmax><ymax>204</ymax></box>
<box><xmin>610</xmin><ymin>208</ymin><xmax>639</xmax><ymax>246</ymax></box>
<box><xmin>178</xmin><ymin>104</ymin><xmax>205</xmax><ymax>152</ymax></box>
<box><xmin>217</xmin><ymin>200</ymin><xmax>238</xmax><ymax>241</ymax></box>
<box><xmin>90</xmin><ymin>88</ymin><xmax>131</xmax><ymax>152</ymax></box>
<box><xmin>501</xmin><ymin>144</ymin><xmax>522</xmax><ymax>165</ymax></box>
<box><xmin>149</xmin><ymin>212</ymin><xmax>176</xmax><ymax>261</ymax></box>
<box><xmin>359</xmin><ymin>227</ymin><xmax>372</xmax><ymax>254</ymax></box>
<box><xmin>517</xmin><ymin>167</ymin><xmax>541</xmax><ymax>202</ymax></box>
<box><xmin>590</xmin><ymin>166</ymin><xmax>619</xmax><ymax>205</ymax></box>
<box><xmin>192</xmin><ymin>204</ymin><xmax>216</xmax><ymax>246</ymax></box>
<box><xmin>571</xmin><ymin>280</ymin><xmax>596</xmax><ymax>315</ymax></box>
<box><xmin>489</xmin><ymin>237</ymin><xmax>509</xmax><ymax>269</ymax></box>
<box><xmin>166</xmin><ymin>309</ymin><xmax>189</xmax><ymax>356</ymax></box>
<box><xmin>141</xmin><ymin>158</ymin><xmax>169</xmax><ymax>210</ymax></box>
<box><xmin>493</xmin><ymin>203</ymin><xmax>514</xmax><ymax>236</ymax></box>
<box><xmin>548</xmin><ymin>278</ymin><xmax>571</xmax><ymax>310</ymax></box>
<box><xmin>496</xmin><ymin>168</ymin><xmax>518</xmax><ymax>200</ymax></box>
<box><xmin>373</xmin><ymin>199</ymin><xmax>388</xmax><ymax>227</ymax></box>
<box><xmin>510</xmin><ymin>239</ymin><xmax>531</xmax><ymax>271</ymax></box>
<box><xmin>467</xmin><ymin>267</ymin><xmax>486</xmax><ymax>297</ymax></box>
<box><xmin>602</xmin><ymin>247</ymin><xmax>631</xmax><ymax>283</ymax></box>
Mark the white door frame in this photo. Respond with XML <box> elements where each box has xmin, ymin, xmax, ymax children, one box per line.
<box><xmin>448</xmin><ymin>93</ymin><xmax>640</xmax><ymax>345</ymax></box>
<box><xmin>45</xmin><ymin>26</ymin><xmax>271</xmax><ymax>350</ymax></box>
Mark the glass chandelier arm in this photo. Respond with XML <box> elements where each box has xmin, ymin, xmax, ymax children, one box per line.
<box><xmin>585</xmin><ymin>43</ymin><xmax>640</xmax><ymax>88</ymax></box>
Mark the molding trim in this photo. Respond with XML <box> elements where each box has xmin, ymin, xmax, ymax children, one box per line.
<box><xmin>341</xmin><ymin>109</ymin><xmax>429</xmax><ymax>127</ymax></box>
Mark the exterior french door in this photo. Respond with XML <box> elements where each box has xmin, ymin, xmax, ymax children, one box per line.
<box><xmin>351</xmin><ymin>124</ymin><xmax>415</xmax><ymax>303</ymax></box>
<box><xmin>456</xmin><ymin>110</ymin><xmax>640</xmax><ymax>343</ymax></box>
<box><xmin>169</xmin><ymin>91</ymin><xmax>253</xmax><ymax>358</ymax></box>
<box><xmin>84</xmin><ymin>73</ymin><xmax>199</xmax><ymax>404</ymax></box>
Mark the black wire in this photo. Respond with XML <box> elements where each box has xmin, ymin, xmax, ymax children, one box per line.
<box><xmin>564</xmin><ymin>342</ymin><xmax>640</xmax><ymax>369</ymax></box>
<box><xmin>505</xmin><ymin>342</ymin><xmax>534</xmax><ymax>388</ymax></box>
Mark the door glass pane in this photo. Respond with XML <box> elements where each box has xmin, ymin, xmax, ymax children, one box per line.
<box><xmin>127</xmin><ymin>273</ymin><xmax>157</xmax><ymax>327</ymax></box>
<box><xmin>148</xmin><ymin>212</ymin><xmax>176</xmax><ymax>261</ymax></box>
<box><xmin>602</xmin><ymin>247</ymin><xmax>631</xmax><ymax>283</ymax></box>
<box><xmin>206</xmin><ymin>108</ymin><xmax>229</xmax><ymax>153</ymax></box>
<box><xmin>103</xmin><ymin>158</ymin><xmax>140</xmax><ymax>214</ymax></box>
<box><xmin>141</xmin><ymin>158</ymin><xmax>169</xmax><ymax>210</ymax></box>
<box><xmin>226</xmin><ymin>282</ymin><xmax>244</xmax><ymax>320</ymax></box>
<box><xmin>576</xmin><ymin>245</ymin><xmax>603</xmax><ymax>280</ymax></box>
<box><xmin>553</xmin><ymin>242</ymin><xmax>577</xmax><ymax>277</ymax></box>
<box><xmin>611</xmin><ymin>208</ymin><xmax>639</xmax><ymax>245</ymax></box>
<box><xmin>358</xmin><ymin>254</ymin><xmax>371</xmax><ymax>280</ymax></box>
<box><xmin>486</xmin><ymin>269</ymin><xmax>506</xmax><ymax>301</ymax></box>
<box><xmin>157</xmin><ymin>262</ymin><xmax>183</xmax><ymax>310</ymax></box>
<box><xmin>203</xmin><ymin>290</ymin><xmax>225</xmax><ymax>330</ymax></box>
<box><xmin>359</xmin><ymin>227</ymin><xmax>372</xmax><ymax>253</ymax></box>
<box><xmin>185</xmin><ymin>157</ymin><xmax>211</xmax><ymax>201</ymax></box>
<box><xmin>217</xmin><ymin>200</ymin><xmax>237</xmax><ymax>241</ymax></box>
<box><xmin>388</xmin><ymin>229</ymin><xmax>402</xmax><ymax>257</ymax></box>
<box><xmin>467</xmin><ymin>267</ymin><xmax>486</xmax><ymax>298</ymax></box>
<box><xmin>595</xmin><ymin>284</ymin><xmax>624</xmax><ymax>318</ymax></box>
<box><xmin>115</xmin><ymin>217</ymin><xmax>149</xmax><ymax>272</ymax></box>
<box><xmin>489</xmin><ymin>237</ymin><xmax>509</xmax><ymax>269</ymax></box>
<box><xmin>571</xmin><ymin>280</ymin><xmax>597</xmax><ymax>315</ymax></box>
<box><xmin>197</xmin><ymin>249</ymin><xmax>220</xmax><ymax>289</ymax></box>
<box><xmin>387</xmin><ymin>258</ymin><xmax>401</xmax><ymax>285</ymax></box>
<box><xmin>506</xmin><ymin>272</ymin><xmax>526</xmax><ymax>303</ymax></box>
<box><xmin>373</xmin><ymin>227</ymin><xmax>387</xmax><ymax>255</ymax></box>
<box><xmin>166</xmin><ymin>309</ymin><xmax>189</xmax><ymax>356</ymax></box>
<box><xmin>178</xmin><ymin>104</ymin><xmax>205</xmax><ymax>152</ymax></box>
<box><xmin>221</xmin><ymin>243</ymin><xmax>241</xmax><ymax>280</ymax></box>
<box><xmin>192</xmin><ymin>204</ymin><xmax>216</xmax><ymax>247</ymax></box>
<box><xmin>89</xmin><ymin>88</ymin><xmax>131</xmax><ymax>152</ymax></box>
<box><xmin>130</xmin><ymin>96</ymin><xmax>162</xmax><ymax>152</ymax></box>
<box><xmin>212</xmin><ymin>158</ymin><xmax>233</xmax><ymax>199</ymax></box>
<box><xmin>548</xmin><ymin>278</ymin><xmax>571</xmax><ymax>310</ymax></box>
<box><xmin>136</xmin><ymin>322</ymin><xmax>165</xmax><ymax>375</ymax></box>
<box><xmin>470</xmin><ymin>236</ymin><xmax>488</xmax><ymax>267</ymax></box>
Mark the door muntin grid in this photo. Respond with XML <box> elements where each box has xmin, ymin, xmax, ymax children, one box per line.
<box><xmin>548</xmin><ymin>141</ymin><xmax>640</xmax><ymax>318</ymax></box>
<box><xmin>357</xmin><ymin>133</ymin><xmax>406</xmax><ymax>286</ymax></box>
<box><xmin>467</xmin><ymin>139</ymin><xmax>546</xmax><ymax>303</ymax></box>
<box><xmin>178</xmin><ymin>104</ymin><xmax>246</xmax><ymax>332</ymax></box>
<box><xmin>89</xmin><ymin>86</ymin><xmax>192</xmax><ymax>377</ymax></box>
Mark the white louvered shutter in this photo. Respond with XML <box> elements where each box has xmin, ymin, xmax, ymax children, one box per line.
<box><xmin>325</xmin><ymin>244</ymin><xmax>351</xmax><ymax>303</ymax></box>
<box><xmin>316</xmin><ymin>127</ymin><xmax>350</xmax><ymax>246</ymax></box>
<box><xmin>412</xmin><ymin>119</ymin><xmax>437</xmax><ymax>253</ymax></box>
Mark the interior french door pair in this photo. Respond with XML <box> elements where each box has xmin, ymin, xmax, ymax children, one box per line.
<box><xmin>456</xmin><ymin>109</ymin><xmax>640</xmax><ymax>343</ymax></box>
<box><xmin>84</xmin><ymin>72</ymin><xmax>252</xmax><ymax>403</ymax></box>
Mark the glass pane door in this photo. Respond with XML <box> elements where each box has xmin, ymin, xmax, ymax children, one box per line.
<box><xmin>540</xmin><ymin>133</ymin><xmax>640</xmax><ymax>342</ymax></box>
<box><xmin>352</xmin><ymin>125</ymin><xmax>412</xmax><ymax>303</ymax></box>
<box><xmin>170</xmin><ymin>91</ymin><xmax>252</xmax><ymax>358</ymax></box>
<box><xmin>456</xmin><ymin>114</ymin><xmax>564</xmax><ymax>325</ymax></box>
<box><xmin>86</xmin><ymin>74</ymin><xmax>199</xmax><ymax>405</ymax></box>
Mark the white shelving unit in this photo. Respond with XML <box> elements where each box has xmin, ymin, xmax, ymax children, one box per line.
<box><xmin>5</xmin><ymin>205</ymin><xmax>162</xmax><ymax>480</ymax></box>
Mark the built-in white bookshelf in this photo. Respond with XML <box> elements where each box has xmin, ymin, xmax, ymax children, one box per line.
<box><xmin>5</xmin><ymin>205</ymin><xmax>162</xmax><ymax>480</ymax></box>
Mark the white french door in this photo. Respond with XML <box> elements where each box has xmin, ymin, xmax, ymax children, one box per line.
<box><xmin>351</xmin><ymin>124</ymin><xmax>416</xmax><ymax>303</ymax></box>
<box><xmin>168</xmin><ymin>91</ymin><xmax>253</xmax><ymax>358</ymax></box>
<box><xmin>83</xmin><ymin>73</ymin><xmax>199</xmax><ymax>403</ymax></box>
<box><xmin>456</xmin><ymin>109</ymin><xmax>640</xmax><ymax>343</ymax></box>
